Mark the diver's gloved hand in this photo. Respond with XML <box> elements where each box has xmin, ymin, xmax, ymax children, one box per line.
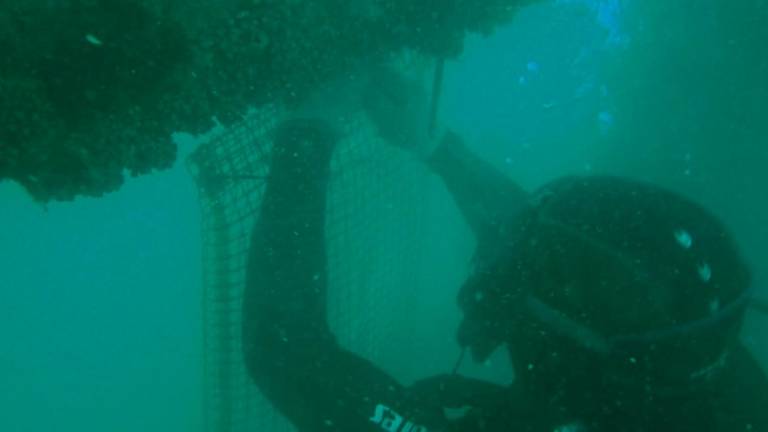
<box><xmin>362</xmin><ymin>66</ymin><xmax>443</xmax><ymax>160</ymax></box>
<box><xmin>407</xmin><ymin>374</ymin><xmax>508</xmax><ymax>410</ymax></box>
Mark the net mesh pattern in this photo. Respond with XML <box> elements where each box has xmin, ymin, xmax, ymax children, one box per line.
<box><xmin>188</xmin><ymin>106</ymin><xmax>435</xmax><ymax>432</ymax></box>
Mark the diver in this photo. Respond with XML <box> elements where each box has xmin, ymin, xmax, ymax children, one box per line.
<box><xmin>241</xmin><ymin>68</ymin><xmax>768</xmax><ymax>432</ymax></box>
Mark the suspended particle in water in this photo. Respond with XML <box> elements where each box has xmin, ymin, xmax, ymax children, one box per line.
<box><xmin>553</xmin><ymin>422</ymin><xmax>586</xmax><ymax>432</ymax></box>
<box><xmin>674</xmin><ymin>229</ymin><xmax>693</xmax><ymax>249</ymax></box>
<box><xmin>474</xmin><ymin>290</ymin><xmax>485</xmax><ymax>302</ymax></box>
<box><xmin>698</xmin><ymin>262</ymin><xmax>712</xmax><ymax>283</ymax></box>
<box><xmin>85</xmin><ymin>34</ymin><xmax>103</xmax><ymax>46</ymax></box>
<box><xmin>709</xmin><ymin>298</ymin><xmax>721</xmax><ymax>314</ymax></box>
<box><xmin>597</xmin><ymin>111</ymin><xmax>614</xmax><ymax>135</ymax></box>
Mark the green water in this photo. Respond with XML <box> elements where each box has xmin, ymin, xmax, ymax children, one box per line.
<box><xmin>1</xmin><ymin>1</ymin><xmax>766</xmax><ymax>431</ymax></box>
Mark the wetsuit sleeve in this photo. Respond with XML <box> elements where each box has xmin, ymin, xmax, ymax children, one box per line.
<box><xmin>242</xmin><ymin>120</ymin><xmax>448</xmax><ymax>432</ymax></box>
<box><xmin>425</xmin><ymin>131</ymin><xmax>530</xmax><ymax>254</ymax></box>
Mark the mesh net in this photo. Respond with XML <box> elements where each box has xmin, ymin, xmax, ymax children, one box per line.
<box><xmin>187</xmin><ymin>106</ymin><xmax>443</xmax><ymax>432</ymax></box>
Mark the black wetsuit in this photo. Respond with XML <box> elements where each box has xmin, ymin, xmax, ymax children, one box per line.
<box><xmin>242</xmin><ymin>119</ymin><xmax>768</xmax><ymax>431</ymax></box>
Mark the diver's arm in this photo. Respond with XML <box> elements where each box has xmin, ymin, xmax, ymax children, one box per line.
<box><xmin>242</xmin><ymin>119</ymin><xmax>447</xmax><ymax>432</ymax></box>
<box><xmin>425</xmin><ymin>131</ymin><xmax>530</xmax><ymax>252</ymax></box>
<box><xmin>362</xmin><ymin>67</ymin><xmax>530</xmax><ymax>246</ymax></box>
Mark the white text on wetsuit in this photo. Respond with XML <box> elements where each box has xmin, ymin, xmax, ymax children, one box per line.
<box><xmin>369</xmin><ymin>404</ymin><xmax>428</xmax><ymax>432</ymax></box>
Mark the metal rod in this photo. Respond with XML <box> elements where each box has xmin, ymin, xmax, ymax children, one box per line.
<box><xmin>452</xmin><ymin>347</ymin><xmax>466</xmax><ymax>375</ymax></box>
<box><xmin>428</xmin><ymin>57</ymin><xmax>446</xmax><ymax>140</ymax></box>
